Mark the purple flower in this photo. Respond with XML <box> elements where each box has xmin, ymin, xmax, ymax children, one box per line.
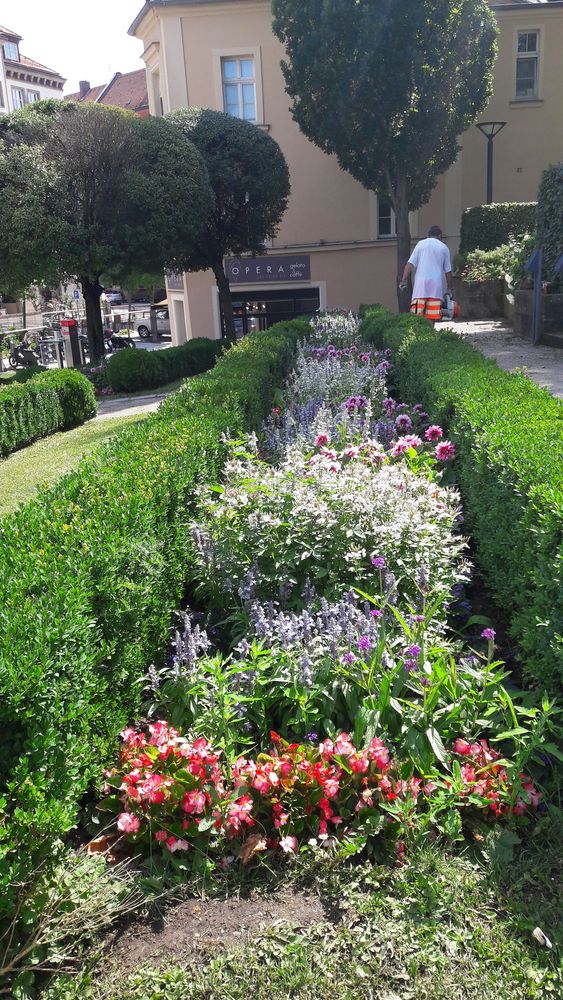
<box><xmin>342</xmin><ymin>650</ymin><xmax>356</xmax><ymax>666</ymax></box>
<box><xmin>358</xmin><ymin>635</ymin><xmax>373</xmax><ymax>654</ymax></box>
<box><xmin>371</xmin><ymin>556</ymin><xmax>386</xmax><ymax>569</ymax></box>
<box><xmin>304</xmin><ymin>731</ymin><xmax>318</xmax><ymax>742</ymax></box>
<box><xmin>370</xmin><ymin>609</ymin><xmax>383</xmax><ymax>618</ymax></box>
<box><xmin>404</xmin><ymin>658</ymin><xmax>418</xmax><ymax>673</ymax></box>
<box><xmin>395</xmin><ymin>414</ymin><xmax>412</xmax><ymax>433</ymax></box>
<box><xmin>481</xmin><ymin>628</ymin><xmax>496</xmax><ymax>641</ymax></box>
<box><xmin>405</xmin><ymin>644</ymin><xmax>421</xmax><ymax>660</ymax></box>
<box><xmin>412</xmin><ymin>614</ymin><xmax>425</xmax><ymax>623</ymax></box>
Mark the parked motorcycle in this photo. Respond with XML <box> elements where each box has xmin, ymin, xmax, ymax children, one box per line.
<box><xmin>8</xmin><ymin>336</ymin><xmax>41</xmax><ymax>369</ymax></box>
<box><xmin>103</xmin><ymin>328</ymin><xmax>135</xmax><ymax>353</ymax></box>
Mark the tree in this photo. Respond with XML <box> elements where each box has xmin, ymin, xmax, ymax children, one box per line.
<box><xmin>166</xmin><ymin>108</ymin><xmax>290</xmax><ymax>341</ymax></box>
<box><xmin>0</xmin><ymin>102</ymin><xmax>212</xmax><ymax>359</ymax></box>
<box><xmin>272</xmin><ymin>0</ymin><xmax>497</xmax><ymax>310</ymax></box>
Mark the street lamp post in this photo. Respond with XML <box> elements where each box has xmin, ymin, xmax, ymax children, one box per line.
<box><xmin>475</xmin><ymin>121</ymin><xmax>507</xmax><ymax>204</ymax></box>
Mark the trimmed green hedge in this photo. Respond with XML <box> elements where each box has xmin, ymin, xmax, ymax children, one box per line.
<box><xmin>459</xmin><ymin>203</ymin><xmax>537</xmax><ymax>254</ymax></box>
<box><xmin>537</xmin><ymin>162</ymin><xmax>563</xmax><ymax>282</ymax></box>
<box><xmin>0</xmin><ymin>369</ymin><xmax>96</xmax><ymax>457</ymax></box>
<box><xmin>359</xmin><ymin>306</ymin><xmax>563</xmax><ymax>692</ymax></box>
<box><xmin>0</xmin><ymin>365</ymin><xmax>47</xmax><ymax>387</ymax></box>
<box><xmin>107</xmin><ymin>338</ymin><xmax>223</xmax><ymax>393</ymax></box>
<box><xmin>0</xmin><ymin>320</ymin><xmax>306</xmax><ymax>945</ymax></box>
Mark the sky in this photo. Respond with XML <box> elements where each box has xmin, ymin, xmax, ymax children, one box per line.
<box><xmin>3</xmin><ymin>0</ymin><xmax>146</xmax><ymax>94</ymax></box>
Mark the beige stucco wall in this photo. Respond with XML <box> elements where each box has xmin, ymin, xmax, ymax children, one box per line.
<box><xmin>131</xmin><ymin>0</ymin><xmax>563</xmax><ymax>342</ymax></box>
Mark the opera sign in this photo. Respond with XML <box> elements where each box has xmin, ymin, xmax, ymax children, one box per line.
<box><xmin>225</xmin><ymin>255</ymin><xmax>311</xmax><ymax>284</ymax></box>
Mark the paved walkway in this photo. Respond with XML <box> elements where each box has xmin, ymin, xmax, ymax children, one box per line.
<box><xmin>437</xmin><ymin>319</ymin><xmax>563</xmax><ymax>398</ymax></box>
<box><xmin>95</xmin><ymin>392</ymin><xmax>169</xmax><ymax>420</ymax></box>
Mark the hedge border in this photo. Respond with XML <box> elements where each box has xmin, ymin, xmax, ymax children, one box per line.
<box><xmin>106</xmin><ymin>337</ymin><xmax>223</xmax><ymax>393</ymax></box>
<box><xmin>359</xmin><ymin>306</ymin><xmax>563</xmax><ymax>693</ymax></box>
<box><xmin>0</xmin><ymin>320</ymin><xmax>307</xmax><ymax>930</ymax></box>
<box><xmin>0</xmin><ymin>369</ymin><xmax>96</xmax><ymax>457</ymax></box>
<box><xmin>459</xmin><ymin>202</ymin><xmax>537</xmax><ymax>255</ymax></box>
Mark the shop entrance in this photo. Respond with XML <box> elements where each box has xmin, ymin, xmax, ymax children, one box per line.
<box><xmin>231</xmin><ymin>287</ymin><xmax>320</xmax><ymax>336</ymax></box>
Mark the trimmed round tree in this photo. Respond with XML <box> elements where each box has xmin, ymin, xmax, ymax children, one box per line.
<box><xmin>0</xmin><ymin>102</ymin><xmax>212</xmax><ymax>360</ymax></box>
<box><xmin>272</xmin><ymin>0</ymin><xmax>497</xmax><ymax>311</ymax></box>
<box><xmin>166</xmin><ymin>108</ymin><xmax>290</xmax><ymax>341</ymax></box>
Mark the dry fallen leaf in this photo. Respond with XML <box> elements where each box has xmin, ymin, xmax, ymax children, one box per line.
<box><xmin>238</xmin><ymin>834</ymin><xmax>268</xmax><ymax>865</ymax></box>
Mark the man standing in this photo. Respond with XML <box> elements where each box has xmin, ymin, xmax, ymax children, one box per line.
<box><xmin>400</xmin><ymin>225</ymin><xmax>453</xmax><ymax>323</ymax></box>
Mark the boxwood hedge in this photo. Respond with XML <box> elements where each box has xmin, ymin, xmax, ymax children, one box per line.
<box><xmin>107</xmin><ymin>337</ymin><xmax>223</xmax><ymax>393</ymax></box>
<box><xmin>0</xmin><ymin>369</ymin><xmax>96</xmax><ymax>457</ymax></box>
<box><xmin>459</xmin><ymin>202</ymin><xmax>537</xmax><ymax>254</ymax></box>
<box><xmin>0</xmin><ymin>320</ymin><xmax>306</xmax><ymax>950</ymax></box>
<box><xmin>359</xmin><ymin>306</ymin><xmax>562</xmax><ymax>693</ymax></box>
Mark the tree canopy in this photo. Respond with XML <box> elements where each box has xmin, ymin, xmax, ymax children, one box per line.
<box><xmin>272</xmin><ymin>0</ymin><xmax>497</xmax><ymax>308</ymax></box>
<box><xmin>0</xmin><ymin>101</ymin><xmax>212</xmax><ymax>359</ymax></box>
<box><xmin>166</xmin><ymin>107</ymin><xmax>290</xmax><ymax>340</ymax></box>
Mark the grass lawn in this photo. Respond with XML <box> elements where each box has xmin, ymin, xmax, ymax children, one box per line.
<box><xmin>0</xmin><ymin>413</ymin><xmax>148</xmax><ymax>514</ymax></box>
<box><xmin>44</xmin><ymin>831</ymin><xmax>562</xmax><ymax>1000</ymax></box>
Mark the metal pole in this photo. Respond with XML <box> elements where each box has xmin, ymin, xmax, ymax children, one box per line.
<box><xmin>532</xmin><ymin>247</ymin><xmax>543</xmax><ymax>346</ymax></box>
<box><xmin>486</xmin><ymin>135</ymin><xmax>493</xmax><ymax>204</ymax></box>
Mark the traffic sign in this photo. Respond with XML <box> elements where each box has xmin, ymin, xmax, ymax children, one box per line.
<box><xmin>73</xmin><ymin>290</ymin><xmax>80</xmax><ymax>301</ymax></box>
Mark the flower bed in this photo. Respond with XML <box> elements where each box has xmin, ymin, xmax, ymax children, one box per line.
<box><xmin>100</xmin><ymin>311</ymin><xmax>557</xmax><ymax>871</ymax></box>
<box><xmin>358</xmin><ymin>305</ymin><xmax>563</xmax><ymax>692</ymax></box>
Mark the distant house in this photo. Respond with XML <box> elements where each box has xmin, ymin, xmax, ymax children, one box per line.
<box><xmin>65</xmin><ymin>70</ymin><xmax>149</xmax><ymax>118</ymax></box>
<box><xmin>0</xmin><ymin>23</ymin><xmax>65</xmax><ymax>113</ymax></box>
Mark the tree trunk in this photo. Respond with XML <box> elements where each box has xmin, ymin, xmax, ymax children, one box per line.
<box><xmin>212</xmin><ymin>263</ymin><xmax>236</xmax><ymax>343</ymax></box>
<box><xmin>394</xmin><ymin>172</ymin><xmax>412</xmax><ymax>314</ymax></box>
<box><xmin>81</xmin><ymin>276</ymin><xmax>105</xmax><ymax>362</ymax></box>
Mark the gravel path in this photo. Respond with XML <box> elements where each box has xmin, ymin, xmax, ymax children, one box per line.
<box><xmin>437</xmin><ymin>319</ymin><xmax>563</xmax><ymax>398</ymax></box>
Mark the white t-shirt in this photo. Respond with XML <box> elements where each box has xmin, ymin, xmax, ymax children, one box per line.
<box><xmin>408</xmin><ymin>238</ymin><xmax>452</xmax><ymax>300</ymax></box>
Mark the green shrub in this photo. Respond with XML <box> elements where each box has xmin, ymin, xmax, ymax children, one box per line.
<box><xmin>0</xmin><ymin>321</ymin><xmax>303</xmax><ymax>959</ymax></box>
<box><xmin>0</xmin><ymin>365</ymin><xmax>47</xmax><ymax>387</ymax></box>
<box><xmin>0</xmin><ymin>369</ymin><xmax>95</xmax><ymax>457</ymax></box>
<box><xmin>106</xmin><ymin>348</ymin><xmax>163</xmax><ymax>392</ymax></box>
<box><xmin>359</xmin><ymin>307</ymin><xmax>563</xmax><ymax>692</ymax></box>
<box><xmin>107</xmin><ymin>338</ymin><xmax>223</xmax><ymax>393</ymax></box>
<box><xmin>537</xmin><ymin>162</ymin><xmax>563</xmax><ymax>283</ymax></box>
<box><xmin>458</xmin><ymin>245</ymin><xmax>512</xmax><ymax>281</ymax></box>
<box><xmin>459</xmin><ymin>203</ymin><xmax>537</xmax><ymax>254</ymax></box>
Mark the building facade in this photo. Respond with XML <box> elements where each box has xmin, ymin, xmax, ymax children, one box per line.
<box><xmin>129</xmin><ymin>0</ymin><xmax>563</xmax><ymax>343</ymax></box>
<box><xmin>0</xmin><ymin>24</ymin><xmax>65</xmax><ymax>114</ymax></box>
<box><xmin>65</xmin><ymin>70</ymin><xmax>149</xmax><ymax>118</ymax></box>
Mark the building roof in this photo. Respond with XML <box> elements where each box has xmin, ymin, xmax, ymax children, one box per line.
<box><xmin>65</xmin><ymin>70</ymin><xmax>149</xmax><ymax>116</ymax></box>
<box><xmin>15</xmin><ymin>53</ymin><xmax>65</xmax><ymax>78</ymax></box>
<box><xmin>0</xmin><ymin>24</ymin><xmax>22</xmax><ymax>41</ymax></box>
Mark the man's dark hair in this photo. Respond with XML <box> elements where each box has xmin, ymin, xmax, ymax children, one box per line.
<box><xmin>428</xmin><ymin>225</ymin><xmax>443</xmax><ymax>238</ymax></box>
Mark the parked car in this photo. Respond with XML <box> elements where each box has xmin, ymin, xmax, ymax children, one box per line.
<box><xmin>136</xmin><ymin>308</ymin><xmax>171</xmax><ymax>339</ymax></box>
<box><xmin>104</xmin><ymin>290</ymin><xmax>123</xmax><ymax>306</ymax></box>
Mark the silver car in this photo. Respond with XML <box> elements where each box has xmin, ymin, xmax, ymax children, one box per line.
<box><xmin>136</xmin><ymin>307</ymin><xmax>171</xmax><ymax>339</ymax></box>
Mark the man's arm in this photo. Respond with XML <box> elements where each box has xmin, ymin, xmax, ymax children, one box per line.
<box><xmin>445</xmin><ymin>269</ymin><xmax>453</xmax><ymax>293</ymax></box>
<box><xmin>401</xmin><ymin>262</ymin><xmax>415</xmax><ymax>284</ymax></box>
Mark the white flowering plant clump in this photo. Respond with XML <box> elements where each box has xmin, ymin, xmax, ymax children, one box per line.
<box><xmin>191</xmin><ymin>447</ymin><xmax>468</xmax><ymax>626</ymax></box>
<box><xmin>308</xmin><ymin>309</ymin><xmax>360</xmax><ymax>347</ymax></box>
<box><xmin>284</xmin><ymin>343</ymin><xmax>389</xmax><ymax>410</ymax></box>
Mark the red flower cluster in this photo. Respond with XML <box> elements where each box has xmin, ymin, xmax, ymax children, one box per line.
<box><xmin>453</xmin><ymin>738</ymin><xmax>541</xmax><ymax>817</ymax></box>
<box><xmin>103</xmin><ymin>724</ymin><xmax>540</xmax><ymax>861</ymax></box>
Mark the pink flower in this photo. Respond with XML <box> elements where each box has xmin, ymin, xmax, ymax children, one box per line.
<box><xmin>280</xmin><ymin>837</ymin><xmax>297</xmax><ymax>854</ymax></box>
<box><xmin>182</xmin><ymin>790</ymin><xmax>206</xmax><ymax>814</ymax></box>
<box><xmin>154</xmin><ymin>829</ymin><xmax>168</xmax><ymax>842</ymax></box>
<box><xmin>117</xmin><ymin>812</ymin><xmax>140</xmax><ymax>834</ymax></box>
<box><xmin>166</xmin><ymin>836</ymin><xmax>189</xmax><ymax>853</ymax></box>
<box><xmin>314</xmin><ymin>432</ymin><xmax>329</xmax><ymax>447</ymax></box>
<box><xmin>391</xmin><ymin>440</ymin><xmax>409</xmax><ymax>458</ymax></box>
<box><xmin>435</xmin><ymin>441</ymin><xmax>456</xmax><ymax>461</ymax></box>
<box><xmin>402</xmin><ymin>434</ymin><xmax>422</xmax><ymax>450</ymax></box>
<box><xmin>324</xmin><ymin>778</ymin><xmax>340</xmax><ymax>798</ymax></box>
<box><xmin>453</xmin><ymin>738</ymin><xmax>472</xmax><ymax>756</ymax></box>
<box><xmin>425</xmin><ymin>425</ymin><xmax>443</xmax><ymax>442</ymax></box>
<box><xmin>139</xmin><ymin>773</ymin><xmax>167</xmax><ymax>804</ymax></box>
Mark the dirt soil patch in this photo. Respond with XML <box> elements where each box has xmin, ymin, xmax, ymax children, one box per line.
<box><xmin>99</xmin><ymin>888</ymin><xmax>325</xmax><ymax>982</ymax></box>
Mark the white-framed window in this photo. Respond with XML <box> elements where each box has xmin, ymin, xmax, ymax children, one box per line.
<box><xmin>221</xmin><ymin>56</ymin><xmax>257</xmax><ymax>122</ymax></box>
<box><xmin>11</xmin><ymin>86</ymin><xmax>26</xmax><ymax>109</ymax></box>
<box><xmin>27</xmin><ymin>90</ymin><xmax>40</xmax><ymax>102</ymax></box>
<box><xmin>516</xmin><ymin>30</ymin><xmax>539</xmax><ymax>100</ymax></box>
<box><xmin>3</xmin><ymin>42</ymin><xmax>19</xmax><ymax>61</ymax></box>
<box><xmin>378</xmin><ymin>196</ymin><xmax>396</xmax><ymax>238</ymax></box>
